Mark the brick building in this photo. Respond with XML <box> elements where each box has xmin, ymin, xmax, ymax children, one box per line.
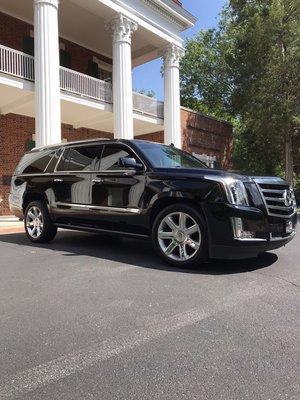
<box><xmin>0</xmin><ymin>2</ymin><xmax>232</xmax><ymax>215</ymax></box>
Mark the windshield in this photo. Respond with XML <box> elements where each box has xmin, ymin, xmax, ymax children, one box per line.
<box><xmin>135</xmin><ymin>142</ymin><xmax>208</xmax><ymax>169</ymax></box>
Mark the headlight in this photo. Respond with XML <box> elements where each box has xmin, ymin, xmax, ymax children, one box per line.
<box><xmin>224</xmin><ymin>179</ymin><xmax>249</xmax><ymax>206</ymax></box>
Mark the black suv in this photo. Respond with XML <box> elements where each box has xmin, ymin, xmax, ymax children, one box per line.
<box><xmin>9</xmin><ymin>139</ymin><xmax>297</xmax><ymax>268</ymax></box>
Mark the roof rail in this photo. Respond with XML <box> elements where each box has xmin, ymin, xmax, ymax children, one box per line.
<box><xmin>32</xmin><ymin>137</ymin><xmax>112</xmax><ymax>151</ymax></box>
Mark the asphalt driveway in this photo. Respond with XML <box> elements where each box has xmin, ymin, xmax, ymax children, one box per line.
<box><xmin>0</xmin><ymin>229</ymin><xmax>299</xmax><ymax>400</ymax></box>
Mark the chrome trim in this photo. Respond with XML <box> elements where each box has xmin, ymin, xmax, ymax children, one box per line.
<box><xmin>234</xmin><ymin>237</ymin><xmax>267</xmax><ymax>242</ymax></box>
<box><xmin>56</xmin><ymin>202</ymin><xmax>141</xmax><ymax>214</ymax></box>
<box><xmin>270</xmin><ymin>230</ymin><xmax>296</xmax><ymax>241</ymax></box>
<box><xmin>255</xmin><ymin>180</ymin><xmax>297</xmax><ymax>219</ymax></box>
<box><xmin>264</xmin><ymin>196</ymin><xmax>285</xmax><ymax>202</ymax></box>
<box><xmin>261</xmin><ymin>188</ymin><xmax>284</xmax><ymax>194</ymax></box>
<box><xmin>268</xmin><ymin>205</ymin><xmax>295</xmax><ymax>211</ymax></box>
<box><xmin>15</xmin><ymin>173</ymin><xmax>54</xmax><ymax>177</ymax></box>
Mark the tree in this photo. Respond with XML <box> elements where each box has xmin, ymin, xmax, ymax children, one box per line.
<box><xmin>134</xmin><ymin>88</ymin><xmax>156</xmax><ymax>98</ymax></box>
<box><xmin>180</xmin><ymin>29</ymin><xmax>235</xmax><ymax>124</ymax></box>
<box><xmin>180</xmin><ymin>0</ymin><xmax>300</xmax><ymax>184</ymax></box>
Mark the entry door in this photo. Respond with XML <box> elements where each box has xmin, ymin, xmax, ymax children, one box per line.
<box><xmin>51</xmin><ymin>145</ymin><xmax>103</xmax><ymax>224</ymax></box>
<box><xmin>90</xmin><ymin>144</ymin><xmax>146</xmax><ymax>232</ymax></box>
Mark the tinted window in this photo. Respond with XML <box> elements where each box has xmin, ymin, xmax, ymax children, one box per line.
<box><xmin>46</xmin><ymin>149</ymin><xmax>61</xmax><ymax>172</ymax></box>
<box><xmin>57</xmin><ymin>145</ymin><xmax>103</xmax><ymax>172</ymax></box>
<box><xmin>135</xmin><ymin>142</ymin><xmax>207</xmax><ymax>169</ymax></box>
<box><xmin>100</xmin><ymin>145</ymin><xmax>132</xmax><ymax>170</ymax></box>
<box><xmin>17</xmin><ymin>150</ymin><xmax>56</xmax><ymax>174</ymax></box>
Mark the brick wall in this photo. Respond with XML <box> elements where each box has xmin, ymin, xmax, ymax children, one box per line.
<box><xmin>138</xmin><ymin>109</ymin><xmax>233</xmax><ymax>169</ymax></box>
<box><xmin>0</xmin><ymin>114</ymin><xmax>113</xmax><ymax>215</ymax></box>
<box><xmin>0</xmin><ymin>12</ymin><xmax>112</xmax><ymax>76</ymax></box>
<box><xmin>181</xmin><ymin>108</ymin><xmax>233</xmax><ymax>169</ymax></box>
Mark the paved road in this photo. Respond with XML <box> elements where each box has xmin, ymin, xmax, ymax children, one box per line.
<box><xmin>0</xmin><ymin>229</ymin><xmax>299</xmax><ymax>400</ymax></box>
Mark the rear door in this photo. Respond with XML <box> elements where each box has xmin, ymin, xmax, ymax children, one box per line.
<box><xmin>90</xmin><ymin>143</ymin><xmax>147</xmax><ymax>233</ymax></box>
<box><xmin>51</xmin><ymin>144</ymin><xmax>103</xmax><ymax>224</ymax></box>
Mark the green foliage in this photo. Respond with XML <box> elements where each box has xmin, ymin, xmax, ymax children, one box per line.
<box><xmin>134</xmin><ymin>88</ymin><xmax>156</xmax><ymax>98</ymax></box>
<box><xmin>180</xmin><ymin>0</ymin><xmax>300</xmax><ymax>182</ymax></box>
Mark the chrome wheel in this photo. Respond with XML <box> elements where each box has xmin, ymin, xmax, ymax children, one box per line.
<box><xmin>26</xmin><ymin>206</ymin><xmax>44</xmax><ymax>238</ymax></box>
<box><xmin>157</xmin><ymin>212</ymin><xmax>201</xmax><ymax>261</ymax></box>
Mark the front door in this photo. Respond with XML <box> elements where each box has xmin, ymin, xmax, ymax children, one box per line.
<box><xmin>90</xmin><ymin>144</ymin><xmax>147</xmax><ymax>234</ymax></box>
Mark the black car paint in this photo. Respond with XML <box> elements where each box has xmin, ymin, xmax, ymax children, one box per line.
<box><xmin>9</xmin><ymin>139</ymin><xmax>297</xmax><ymax>259</ymax></box>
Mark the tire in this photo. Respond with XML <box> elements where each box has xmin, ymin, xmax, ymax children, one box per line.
<box><xmin>152</xmin><ymin>203</ymin><xmax>208</xmax><ymax>268</ymax></box>
<box><xmin>24</xmin><ymin>200</ymin><xmax>57</xmax><ymax>243</ymax></box>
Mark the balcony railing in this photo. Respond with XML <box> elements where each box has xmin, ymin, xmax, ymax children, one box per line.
<box><xmin>0</xmin><ymin>44</ymin><xmax>164</xmax><ymax>119</ymax></box>
<box><xmin>60</xmin><ymin>66</ymin><xmax>113</xmax><ymax>104</ymax></box>
<box><xmin>0</xmin><ymin>44</ymin><xmax>34</xmax><ymax>81</ymax></box>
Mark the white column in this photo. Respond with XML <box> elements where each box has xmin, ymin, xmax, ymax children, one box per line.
<box><xmin>106</xmin><ymin>13</ymin><xmax>138</xmax><ymax>139</ymax></box>
<box><xmin>163</xmin><ymin>44</ymin><xmax>185</xmax><ymax>148</ymax></box>
<box><xmin>34</xmin><ymin>0</ymin><xmax>61</xmax><ymax>147</ymax></box>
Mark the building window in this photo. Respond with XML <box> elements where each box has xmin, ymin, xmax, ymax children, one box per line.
<box><xmin>87</xmin><ymin>60</ymin><xmax>112</xmax><ymax>82</ymax></box>
<box><xmin>23</xmin><ymin>36</ymin><xmax>34</xmax><ymax>56</ymax></box>
<box><xmin>99</xmin><ymin>68</ymin><xmax>112</xmax><ymax>82</ymax></box>
<box><xmin>60</xmin><ymin>49</ymin><xmax>71</xmax><ymax>68</ymax></box>
<box><xmin>87</xmin><ymin>60</ymin><xmax>99</xmax><ymax>78</ymax></box>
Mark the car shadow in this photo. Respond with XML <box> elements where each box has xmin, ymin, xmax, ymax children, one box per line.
<box><xmin>0</xmin><ymin>230</ymin><xmax>278</xmax><ymax>275</ymax></box>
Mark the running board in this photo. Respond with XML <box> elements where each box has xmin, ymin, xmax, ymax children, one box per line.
<box><xmin>54</xmin><ymin>223</ymin><xmax>150</xmax><ymax>240</ymax></box>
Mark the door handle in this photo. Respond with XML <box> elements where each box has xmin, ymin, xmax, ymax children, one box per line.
<box><xmin>54</xmin><ymin>178</ymin><xmax>63</xmax><ymax>183</ymax></box>
<box><xmin>92</xmin><ymin>178</ymin><xmax>103</xmax><ymax>184</ymax></box>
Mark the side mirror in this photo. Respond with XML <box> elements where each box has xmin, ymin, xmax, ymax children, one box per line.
<box><xmin>118</xmin><ymin>157</ymin><xmax>144</xmax><ymax>171</ymax></box>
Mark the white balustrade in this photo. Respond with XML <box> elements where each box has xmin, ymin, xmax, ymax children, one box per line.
<box><xmin>0</xmin><ymin>44</ymin><xmax>34</xmax><ymax>81</ymax></box>
<box><xmin>0</xmin><ymin>44</ymin><xmax>164</xmax><ymax>119</ymax></box>
<box><xmin>60</xmin><ymin>66</ymin><xmax>113</xmax><ymax>103</ymax></box>
<box><xmin>133</xmin><ymin>91</ymin><xmax>164</xmax><ymax>119</ymax></box>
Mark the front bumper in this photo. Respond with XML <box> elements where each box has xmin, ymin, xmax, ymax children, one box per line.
<box><xmin>206</xmin><ymin>203</ymin><xmax>297</xmax><ymax>260</ymax></box>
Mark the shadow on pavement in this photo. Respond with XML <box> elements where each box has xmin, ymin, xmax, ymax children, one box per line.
<box><xmin>0</xmin><ymin>230</ymin><xmax>278</xmax><ymax>275</ymax></box>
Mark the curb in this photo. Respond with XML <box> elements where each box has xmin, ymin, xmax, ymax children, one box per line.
<box><xmin>0</xmin><ymin>226</ymin><xmax>24</xmax><ymax>235</ymax></box>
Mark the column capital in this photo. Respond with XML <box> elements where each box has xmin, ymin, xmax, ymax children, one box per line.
<box><xmin>106</xmin><ymin>13</ymin><xmax>138</xmax><ymax>44</ymax></box>
<box><xmin>163</xmin><ymin>44</ymin><xmax>185</xmax><ymax>69</ymax></box>
<box><xmin>34</xmin><ymin>0</ymin><xmax>59</xmax><ymax>9</ymax></box>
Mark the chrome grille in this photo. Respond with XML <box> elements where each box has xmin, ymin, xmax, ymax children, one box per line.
<box><xmin>255</xmin><ymin>181</ymin><xmax>297</xmax><ymax>218</ymax></box>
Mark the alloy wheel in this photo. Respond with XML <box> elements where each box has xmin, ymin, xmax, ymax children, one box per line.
<box><xmin>157</xmin><ymin>212</ymin><xmax>201</xmax><ymax>262</ymax></box>
<box><xmin>26</xmin><ymin>206</ymin><xmax>44</xmax><ymax>238</ymax></box>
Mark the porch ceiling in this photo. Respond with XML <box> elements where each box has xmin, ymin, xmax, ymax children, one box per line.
<box><xmin>0</xmin><ymin>0</ymin><xmax>170</xmax><ymax>65</ymax></box>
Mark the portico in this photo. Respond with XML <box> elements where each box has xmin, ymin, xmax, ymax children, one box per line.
<box><xmin>0</xmin><ymin>0</ymin><xmax>196</xmax><ymax>148</ymax></box>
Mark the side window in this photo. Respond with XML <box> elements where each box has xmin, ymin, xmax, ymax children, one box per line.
<box><xmin>56</xmin><ymin>146</ymin><xmax>103</xmax><ymax>172</ymax></box>
<box><xmin>21</xmin><ymin>150</ymin><xmax>57</xmax><ymax>174</ymax></box>
<box><xmin>100</xmin><ymin>145</ymin><xmax>133</xmax><ymax>171</ymax></box>
<box><xmin>45</xmin><ymin>149</ymin><xmax>62</xmax><ymax>172</ymax></box>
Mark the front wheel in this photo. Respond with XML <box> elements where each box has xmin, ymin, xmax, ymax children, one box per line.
<box><xmin>24</xmin><ymin>200</ymin><xmax>57</xmax><ymax>243</ymax></box>
<box><xmin>152</xmin><ymin>204</ymin><xmax>208</xmax><ymax>268</ymax></box>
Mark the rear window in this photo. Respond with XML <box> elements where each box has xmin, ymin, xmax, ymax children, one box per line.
<box><xmin>15</xmin><ymin>150</ymin><xmax>57</xmax><ymax>174</ymax></box>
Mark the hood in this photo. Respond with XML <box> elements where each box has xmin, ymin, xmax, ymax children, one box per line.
<box><xmin>153</xmin><ymin>167</ymin><xmax>252</xmax><ymax>182</ymax></box>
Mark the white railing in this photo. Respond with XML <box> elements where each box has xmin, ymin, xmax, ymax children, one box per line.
<box><xmin>0</xmin><ymin>44</ymin><xmax>34</xmax><ymax>81</ymax></box>
<box><xmin>133</xmin><ymin>91</ymin><xmax>164</xmax><ymax>119</ymax></box>
<box><xmin>0</xmin><ymin>44</ymin><xmax>164</xmax><ymax>119</ymax></box>
<box><xmin>60</xmin><ymin>66</ymin><xmax>113</xmax><ymax>103</ymax></box>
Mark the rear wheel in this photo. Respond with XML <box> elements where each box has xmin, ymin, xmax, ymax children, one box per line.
<box><xmin>24</xmin><ymin>200</ymin><xmax>57</xmax><ymax>243</ymax></box>
<box><xmin>152</xmin><ymin>204</ymin><xmax>208</xmax><ymax>268</ymax></box>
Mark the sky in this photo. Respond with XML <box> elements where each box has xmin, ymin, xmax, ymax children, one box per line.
<box><xmin>133</xmin><ymin>0</ymin><xmax>227</xmax><ymax>100</ymax></box>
